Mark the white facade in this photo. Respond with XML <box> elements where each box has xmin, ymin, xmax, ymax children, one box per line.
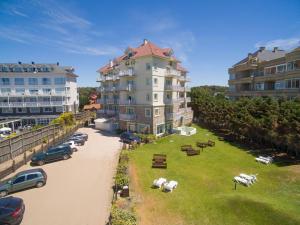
<box><xmin>0</xmin><ymin>63</ymin><xmax>79</xmax><ymax>125</ymax></box>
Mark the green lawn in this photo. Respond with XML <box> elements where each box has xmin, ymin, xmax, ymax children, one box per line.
<box><xmin>129</xmin><ymin>125</ymin><xmax>300</xmax><ymax>225</ymax></box>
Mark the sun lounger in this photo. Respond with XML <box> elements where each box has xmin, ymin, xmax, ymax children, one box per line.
<box><xmin>163</xmin><ymin>180</ymin><xmax>178</xmax><ymax>192</ymax></box>
<box><xmin>153</xmin><ymin>178</ymin><xmax>167</xmax><ymax>188</ymax></box>
<box><xmin>233</xmin><ymin>176</ymin><xmax>251</xmax><ymax>186</ymax></box>
<box><xmin>255</xmin><ymin>157</ymin><xmax>272</xmax><ymax>164</ymax></box>
<box><xmin>259</xmin><ymin>156</ymin><xmax>273</xmax><ymax>162</ymax></box>
<box><xmin>239</xmin><ymin>173</ymin><xmax>257</xmax><ymax>184</ymax></box>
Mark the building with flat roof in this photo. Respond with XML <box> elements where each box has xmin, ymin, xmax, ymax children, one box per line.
<box><xmin>0</xmin><ymin>62</ymin><xmax>79</xmax><ymax>125</ymax></box>
<box><xmin>228</xmin><ymin>46</ymin><xmax>300</xmax><ymax>99</ymax></box>
<box><xmin>97</xmin><ymin>39</ymin><xmax>193</xmax><ymax>135</ymax></box>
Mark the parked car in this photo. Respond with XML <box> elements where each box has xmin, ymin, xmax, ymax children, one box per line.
<box><xmin>68</xmin><ymin>137</ymin><xmax>85</xmax><ymax>146</ymax></box>
<box><xmin>0</xmin><ymin>196</ymin><xmax>25</xmax><ymax>225</ymax></box>
<box><xmin>72</xmin><ymin>132</ymin><xmax>88</xmax><ymax>141</ymax></box>
<box><xmin>63</xmin><ymin>141</ymin><xmax>78</xmax><ymax>152</ymax></box>
<box><xmin>120</xmin><ymin>132</ymin><xmax>141</xmax><ymax>144</ymax></box>
<box><xmin>0</xmin><ymin>169</ymin><xmax>47</xmax><ymax>197</ymax></box>
<box><xmin>31</xmin><ymin>144</ymin><xmax>72</xmax><ymax>166</ymax></box>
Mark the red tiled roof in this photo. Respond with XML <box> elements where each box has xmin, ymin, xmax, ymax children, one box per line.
<box><xmin>98</xmin><ymin>40</ymin><xmax>185</xmax><ymax>74</ymax></box>
<box><xmin>83</xmin><ymin>104</ymin><xmax>101</xmax><ymax>110</ymax></box>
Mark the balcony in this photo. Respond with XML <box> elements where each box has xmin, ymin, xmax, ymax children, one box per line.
<box><xmin>119</xmin><ymin>113</ymin><xmax>136</xmax><ymax>120</ymax></box>
<box><xmin>119</xmin><ymin>99</ymin><xmax>136</xmax><ymax>105</ymax></box>
<box><xmin>164</xmin><ymin>98</ymin><xmax>185</xmax><ymax>104</ymax></box>
<box><xmin>165</xmin><ymin>69</ymin><xmax>181</xmax><ymax>77</ymax></box>
<box><xmin>185</xmin><ymin>97</ymin><xmax>191</xmax><ymax>102</ymax></box>
<box><xmin>106</xmin><ymin>99</ymin><xmax>119</xmax><ymax>104</ymax></box>
<box><xmin>119</xmin><ymin>84</ymin><xmax>135</xmax><ymax>91</ymax></box>
<box><xmin>165</xmin><ymin>85</ymin><xmax>185</xmax><ymax>92</ymax></box>
<box><xmin>119</xmin><ymin>69</ymin><xmax>135</xmax><ymax>77</ymax></box>
<box><xmin>107</xmin><ymin>110</ymin><xmax>118</xmax><ymax>115</ymax></box>
<box><xmin>99</xmin><ymin>75</ymin><xmax>120</xmax><ymax>82</ymax></box>
<box><xmin>0</xmin><ymin>101</ymin><xmax>65</xmax><ymax>107</ymax></box>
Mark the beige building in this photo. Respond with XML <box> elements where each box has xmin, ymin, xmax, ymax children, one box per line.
<box><xmin>97</xmin><ymin>39</ymin><xmax>193</xmax><ymax>135</ymax></box>
<box><xmin>228</xmin><ymin>46</ymin><xmax>300</xmax><ymax>99</ymax></box>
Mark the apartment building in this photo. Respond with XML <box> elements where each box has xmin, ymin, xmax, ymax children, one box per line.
<box><xmin>0</xmin><ymin>62</ymin><xmax>79</xmax><ymax>125</ymax></box>
<box><xmin>228</xmin><ymin>46</ymin><xmax>300</xmax><ymax>99</ymax></box>
<box><xmin>97</xmin><ymin>39</ymin><xmax>193</xmax><ymax>135</ymax></box>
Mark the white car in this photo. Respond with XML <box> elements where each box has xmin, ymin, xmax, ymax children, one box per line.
<box><xmin>64</xmin><ymin>141</ymin><xmax>78</xmax><ymax>152</ymax></box>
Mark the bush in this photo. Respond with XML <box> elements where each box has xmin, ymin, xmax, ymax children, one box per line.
<box><xmin>51</xmin><ymin>112</ymin><xmax>75</xmax><ymax>126</ymax></box>
<box><xmin>115</xmin><ymin>173</ymin><xmax>129</xmax><ymax>189</ymax></box>
<box><xmin>111</xmin><ymin>205</ymin><xmax>137</xmax><ymax>225</ymax></box>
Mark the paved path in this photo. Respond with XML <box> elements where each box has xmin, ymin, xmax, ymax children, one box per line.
<box><xmin>9</xmin><ymin>127</ymin><xmax>121</xmax><ymax>225</ymax></box>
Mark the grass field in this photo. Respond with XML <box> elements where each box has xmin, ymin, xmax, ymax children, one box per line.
<box><xmin>129</xmin><ymin>125</ymin><xmax>300</xmax><ymax>225</ymax></box>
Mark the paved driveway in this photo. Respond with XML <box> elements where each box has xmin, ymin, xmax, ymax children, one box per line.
<box><xmin>7</xmin><ymin>127</ymin><xmax>121</xmax><ymax>225</ymax></box>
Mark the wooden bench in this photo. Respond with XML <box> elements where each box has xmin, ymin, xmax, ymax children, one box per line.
<box><xmin>181</xmin><ymin>145</ymin><xmax>193</xmax><ymax>151</ymax></box>
<box><xmin>207</xmin><ymin>140</ymin><xmax>215</xmax><ymax>147</ymax></box>
<box><xmin>152</xmin><ymin>154</ymin><xmax>167</xmax><ymax>169</ymax></box>
<box><xmin>186</xmin><ymin>149</ymin><xmax>200</xmax><ymax>156</ymax></box>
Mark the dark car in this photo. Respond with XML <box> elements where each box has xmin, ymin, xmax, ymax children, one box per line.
<box><xmin>72</xmin><ymin>132</ymin><xmax>88</xmax><ymax>141</ymax></box>
<box><xmin>31</xmin><ymin>144</ymin><xmax>72</xmax><ymax>166</ymax></box>
<box><xmin>68</xmin><ymin>137</ymin><xmax>85</xmax><ymax>146</ymax></box>
<box><xmin>120</xmin><ymin>132</ymin><xmax>141</xmax><ymax>144</ymax></box>
<box><xmin>0</xmin><ymin>169</ymin><xmax>47</xmax><ymax>197</ymax></box>
<box><xmin>0</xmin><ymin>196</ymin><xmax>25</xmax><ymax>225</ymax></box>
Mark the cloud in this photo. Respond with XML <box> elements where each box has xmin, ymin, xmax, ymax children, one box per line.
<box><xmin>0</xmin><ymin>0</ymin><xmax>120</xmax><ymax>56</ymax></box>
<box><xmin>255</xmin><ymin>37</ymin><xmax>300</xmax><ymax>50</ymax></box>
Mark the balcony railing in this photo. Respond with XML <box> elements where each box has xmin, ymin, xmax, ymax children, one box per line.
<box><xmin>119</xmin><ymin>113</ymin><xmax>136</xmax><ymax>120</ymax></box>
<box><xmin>164</xmin><ymin>98</ymin><xmax>185</xmax><ymax>104</ymax></box>
<box><xmin>119</xmin><ymin>69</ymin><xmax>135</xmax><ymax>77</ymax></box>
<box><xmin>0</xmin><ymin>101</ymin><xmax>65</xmax><ymax>107</ymax></box>
<box><xmin>107</xmin><ymin>110</ymin><xmax>118</xmax><ymax>115</ymax></box>
<box><xmin>106</xmin><ymin>99</ymin><xmax>119</xmax><ymax>104</ymax></box>
<box><xmin>165</xmin><ymin>85</ymin><xmax>185</xmax><ymax>92</ymax></box>
<box><xmin>165</xmin><ymin>69</ymin><xmax>181</xmax><ymax>77</ymax></box>
<box><xmin>119</xmin><ymin>99</ymin><xmax>136</xmax><ymax>105</ymax></box>
<box><xmin>119</xmin><ymin>84</ymin><xmax>135</xmax><ymax>91</ymax></box>
<box><xmin>185</xmin><ymin>97</ymin><xmax>191</xmax><ymax>102</ymax></box>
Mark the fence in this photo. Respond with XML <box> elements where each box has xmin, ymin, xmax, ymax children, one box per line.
<box><xmin>0</xmin><ymin>111</ymin><xmax>93</xmax><ymax>179</ymax></box>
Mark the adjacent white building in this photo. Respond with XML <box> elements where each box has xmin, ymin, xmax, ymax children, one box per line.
<box><xmin>0</xmin><ymin>62</ymin><xmax>79</xmax><ymax>125</ymax></box>
<box><xmin>97</xmin><ymin>39</ymin><xmax>193</xmax><ymax>135</ymax></box>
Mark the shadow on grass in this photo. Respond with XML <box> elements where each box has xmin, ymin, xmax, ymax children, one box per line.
<box><xmin>223</xmin><ymin>197</ymin><xmax>300</xmax><ymax>225</ymax></box>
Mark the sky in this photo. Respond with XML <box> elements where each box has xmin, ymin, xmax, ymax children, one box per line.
<box><xmin>0</xmin><ymin>0</ymin><xmax>299</xmax><ymax>87</ymax></box>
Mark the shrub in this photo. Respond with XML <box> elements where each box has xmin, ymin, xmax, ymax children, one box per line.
<box><xmin>115</xmin><ymin>173</ymin><xmax>129</xmax><ymax>189</ymax></box>
<box><xmin>111</xmin><ymin>205</ymin><xmax>137</xmax><ymax>225</ymax></box>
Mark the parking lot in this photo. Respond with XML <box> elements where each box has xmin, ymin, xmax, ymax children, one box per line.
<box><xmin>5</xmin><ymin>127</ymin><xmax>121</xmax><ymax>225</ymax></box>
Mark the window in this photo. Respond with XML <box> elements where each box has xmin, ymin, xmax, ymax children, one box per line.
<box><xmin>14</xmin><ymin>67</ymin><xmax>22</xmax><ymax>72</ymax></box>
<box><xmin>2</xmin><ymin>108</ymin><xmax>13</xmax><ymax>113</ymax></box>
<box><xmin>42</xmin><ymin>78</ymin><xmax>51</xmax><ymax>85</ymax></box>
<box><xmin>16</xmin><ymin>108</ymin><xmax>26</xmax><ymax>113</ymax></box>
<box><xmin>255</xmin><ymin>83</ymin><xmax>264</xmax><ymax>91</ymax></box>
<box><xmin>30</xmin><ymin>108</ymin><xmax>40</xmax><ymax>113</ymax></box>
<box><xmin>277</xmin><ymin>64</ymin><xmax>286</xmax><ymax>73</ymax></box>
<box><xmin>56</xmin><ymin>107</ymin><xmax>63</xmax><ymax>112</ymax></box>
<box><xmin>1</xmin><ymin>66</ymin><xmax>9</xmax><ymax>72</ymax></box>
<box><xmin>166</xmin><ymin>80</ymin><xmax>172</xmax><ymax>86</ymax></box>
<box><xmin>1</xmin><ymin>78</ymin><xmax>10</xmax><ymax>85</ymax></box>
<box><xmin>154</xmin><ymin>108</ymin><xmax>160</xmax><ymax>116</ymax></box>
<box><xmin>146</xmin><ymin>78</ymin><xmax>151</xmax><ymax>85</ymax></box>
<box><xmin>156</xmin><ymin>124</ymin><xmax>165</xmax><ymax>135</ymax></box>
<box><xmin>126</xmin><ymin>107</ymin><xmax>134</xmax><ymax>114</ymax></box>
<box><xmin>15</xmin><ymin>78</ymin><xmax>24</xmax><ymax>85</ymax></box>
<box><xmin>28</xmin><ymin>78</ymin><xmax>38</xmax><ymax>85</ymax></box>
<box><xmin>154</xmin><ymin>93</ymin><xmax>158</xmax><ymax>101</ymax></box>
<box><xmin>146</xmin><ymin>94</ymin><xmax>151</xmax><ymax>101</ymax></box>
<box><xmin>153</xmin><ymin>78</ymin><xmax>158</xmax><ymax>86</ymax></box>
<box><xmin>43</xmin><ymin>88</ymin><xmax>52</xmax><ymax>94</ymax></box>
<box><xmin>15</xmin><ymin>88</ymin><xmax>25</xmax><ymax>94</ymax></box>
<box><xmin>27</xmin><ymin>174</ymin><xmax>38</xmax><ymax>180</ymax></box>
<box><xmin>145</xmin><ymin>108</ymin><xmax>151</xmax><ymax>117</ymax></box>
<box><xmin>1</xmin><ymin>88</ymin><xmax>11</xmax><ymax>94</ymax></box>
<box><xmin>29</xmin><ymin>89</ymin><xmax>39</xmax><ymax>95</ymax></box>
<box><xmin>166</xmin><ymin>93</ymin><xmax>171</xmax><ymax>99</ymax></box>
<box><xmin>13</xmin><ymin>176</ymin><xmax>25</xmax><ymax>184</ymax></box>
<box><xmin>54</xmin><ymin>77</ymin><xmax>66</xmax><ymax>85</ymax></box>
<box><xmin>146</xmin><ymin>63</ymin><xmax>151</xmax><ymax>70</ymax></box>
<box><xmin>43</xmin><ymin>107</ymin><xmax>53</xmax><ymax>112</ymax></box>
<box><xmin>275</xmin><ymin>81</ymin><xmax>285</xmax><ymax>90</ymax></box>
<box><xmin>55</xmin><ymin>88</ymin><xmax>65</xmax><ymax>94</ymax></box>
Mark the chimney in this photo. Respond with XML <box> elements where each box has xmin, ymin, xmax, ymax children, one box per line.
<box><xmin>32</xmin><ymin>61</ymin><xmax>35</xmax><ymax>64</ymax></box>
<box><xmin>143</xmin><ymin>39</ymin><xmax>148</xmax><ymax>45</ymax></box>
<box><xmin>18</xmin><ymin>61</ymin><xmax>22</xmax><ymax>65</ymax></box>
<box><xmin>109</xmin><ymin>60</ymin><xmax>113</xmax><ymax>67</ymax></box>
<box><xmin>273</xmin><ymin>47</ymin><xmax>278</xmax><ymax>52</ymax></box>
<box><xmin>259</xmin><ymin>46</ymin><xmax>265</xmax><ymax>52</ymax></box>
<box><xmin>57</xmin><ymin>62</ymin><xmax>59</xmax><ymax>66</ymax></box>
